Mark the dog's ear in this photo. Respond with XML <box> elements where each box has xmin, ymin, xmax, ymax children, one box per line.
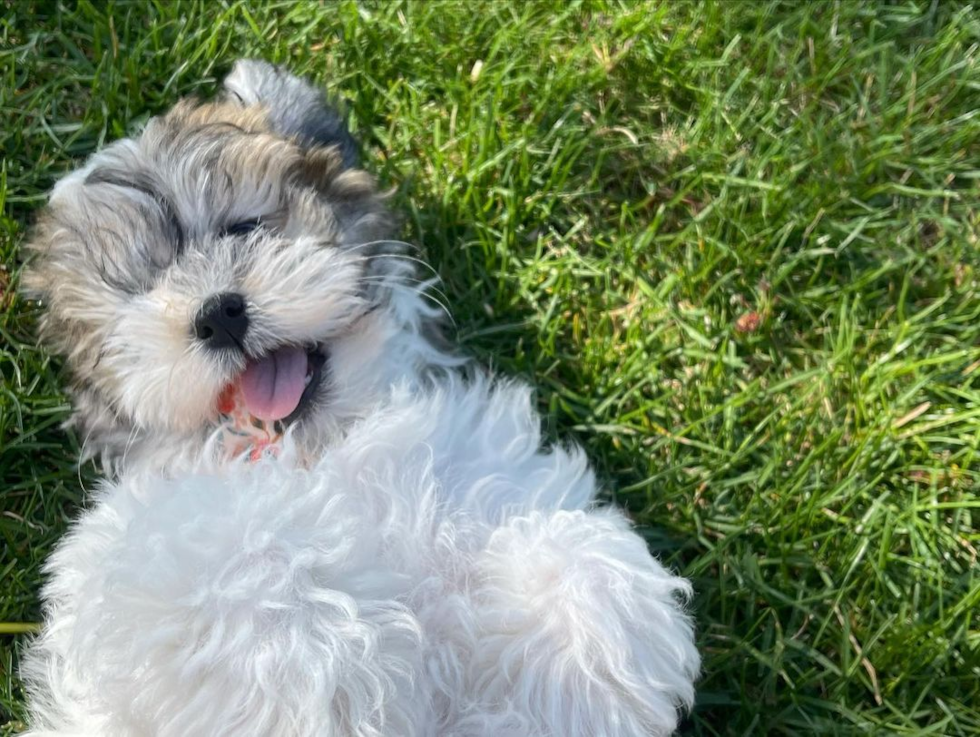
<box><xmin>223</xmin><ymin>59</ymin><xmax>358</xmax><ymax>168</ymax></box>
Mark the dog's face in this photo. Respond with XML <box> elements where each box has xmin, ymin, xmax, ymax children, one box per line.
<box><xmin>25</xmin><ymin>61</ymin><xmax>440</xmax><ymax>465</ymax></box>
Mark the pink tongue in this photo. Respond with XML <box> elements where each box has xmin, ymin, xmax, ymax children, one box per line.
<box><xmin>239</xmin><ymin>346</ymin><xmax>309</xmax><ymax>422</ymax></box>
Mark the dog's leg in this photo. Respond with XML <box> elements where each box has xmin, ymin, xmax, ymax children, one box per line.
<box><xmin>454</xmin><ymin>508</ymin><xmax>699</xmax><ymax>737</ymax></box>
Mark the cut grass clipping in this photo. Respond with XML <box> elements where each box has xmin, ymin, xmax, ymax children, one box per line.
<box><xmin>2</xmin><ymin>1</ymin><xmax>979</xmax><ymax>734</ymax></box>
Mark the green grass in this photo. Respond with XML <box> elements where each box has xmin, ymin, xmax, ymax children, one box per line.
<box><xmin>2</xmin><ymin>0</ymin><xmax>980</xmax><ymax>733</ymax></box>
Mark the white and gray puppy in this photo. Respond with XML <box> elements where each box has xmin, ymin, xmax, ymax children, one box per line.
<box><xmin>21</xmin><ymin>60</ymin><xmax>700</xmax><ymax>736</ymax></box>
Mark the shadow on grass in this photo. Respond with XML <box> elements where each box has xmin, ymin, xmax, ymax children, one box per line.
<box><xmin>390</xmin><ymin>156</ymin><xmax>722</xmax><ymax>731</ymax></box>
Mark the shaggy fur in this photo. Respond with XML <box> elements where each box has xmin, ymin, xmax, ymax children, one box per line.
<box><xmin>21</xmin><ymin>60</ymin><xmax>700</xmax><ymax>736</ymax></box>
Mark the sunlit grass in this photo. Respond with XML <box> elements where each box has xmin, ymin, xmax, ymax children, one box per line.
<box><xmin>2</xmin><ymin>1</ymin><xmax>979</xmax><ymax>733</ymax></box>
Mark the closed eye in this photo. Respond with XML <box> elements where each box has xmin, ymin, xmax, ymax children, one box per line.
<box><xmin>221</xmin><ymin>218</ymin><xmax>262</xmax><ymax>237</ymax></box>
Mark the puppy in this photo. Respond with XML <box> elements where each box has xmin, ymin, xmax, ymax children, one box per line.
<box><xmin>21</xmin><ymin>60</ymin><xmax>700</xmax><ymax>736</ymax></box>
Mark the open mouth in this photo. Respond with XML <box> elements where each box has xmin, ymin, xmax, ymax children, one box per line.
<box><xmin>234</xmin><ymin>343</ymin><xmax>327</xmax><ymax>426</ymax></box>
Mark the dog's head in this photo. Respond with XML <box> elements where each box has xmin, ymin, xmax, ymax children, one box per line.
<box><xmin>24</xmin><ymin>60</ymin><xmax>449</xmax><ymax>468</ymax></box>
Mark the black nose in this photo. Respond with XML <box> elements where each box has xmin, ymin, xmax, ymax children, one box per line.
<box><xmin>194</xmin><ymin>293</ymin><xmax>248</xmax><ymax>349</ymax></box>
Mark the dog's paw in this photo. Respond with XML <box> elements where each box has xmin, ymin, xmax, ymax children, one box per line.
<box><xmin>462</xmin><ymin>509</ymin><xmax>700</xmax><ymax>736</ymax></box>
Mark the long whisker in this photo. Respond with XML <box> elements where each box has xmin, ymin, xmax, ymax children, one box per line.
<box><xmin>345</xmin><ymin>239</ymin><xmax>423</xmax><ymax>254</ymax></box>
<box><xmin>355</xmin><ymin>274</ymin><xmax>454</xmax><ymax>310</ymax></box>
<box><xmin>343</xmin><ymin>241</ymin><xmax>444</xmax><ymax>281</ymax></box>
<box><xmin>370</xmin><ymin>252</ymin><xmax>443</xmax><ymax>280</ymax></box>
<box><xmin>118</xmin><ymin>420</ymin><xmax>143</xmax><ymax>472</ymax></box>
<box><xmin>319</xmin><ymin>250</ymin><xmax>444</xmax><ymax>286</ymax></box>
<box><xmin>356</xmin><ymin>275</ymin><xmax>457</xmax><ymax>329</ymax></box>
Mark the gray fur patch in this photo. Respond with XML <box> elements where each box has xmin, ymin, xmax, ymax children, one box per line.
<box><xmin>224</xmin><ymin>59</ymin><xmax>359</xmax><ymax>168</ymax></box>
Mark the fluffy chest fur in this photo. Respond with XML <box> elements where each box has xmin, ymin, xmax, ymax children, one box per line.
<box><xmin>23</xmin><ymin>379</ymin><xmax>699</xmax><ymax>736</ymax></box>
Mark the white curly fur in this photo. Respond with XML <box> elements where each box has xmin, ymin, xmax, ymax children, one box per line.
<box><xmin>22</xmin><ymin>59</ymin><xmax>700</xmax><ymax>736</ymax></box>
<box><xmin>23</xmin><ymin>377</ymin><xmax>699</xmax><ymax>736</ymax></box>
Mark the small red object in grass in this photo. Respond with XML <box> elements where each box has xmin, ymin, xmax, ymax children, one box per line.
<box><xmin>735</xmin><ymin>311</ymin><xmax>762</xmax><ymax>334</ymax></box>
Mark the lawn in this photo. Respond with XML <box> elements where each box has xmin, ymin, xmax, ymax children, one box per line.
<box><xmin>2</xmin><ymin>0</ymin><xmax>979</xmax><ymax>734</ymax></box>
